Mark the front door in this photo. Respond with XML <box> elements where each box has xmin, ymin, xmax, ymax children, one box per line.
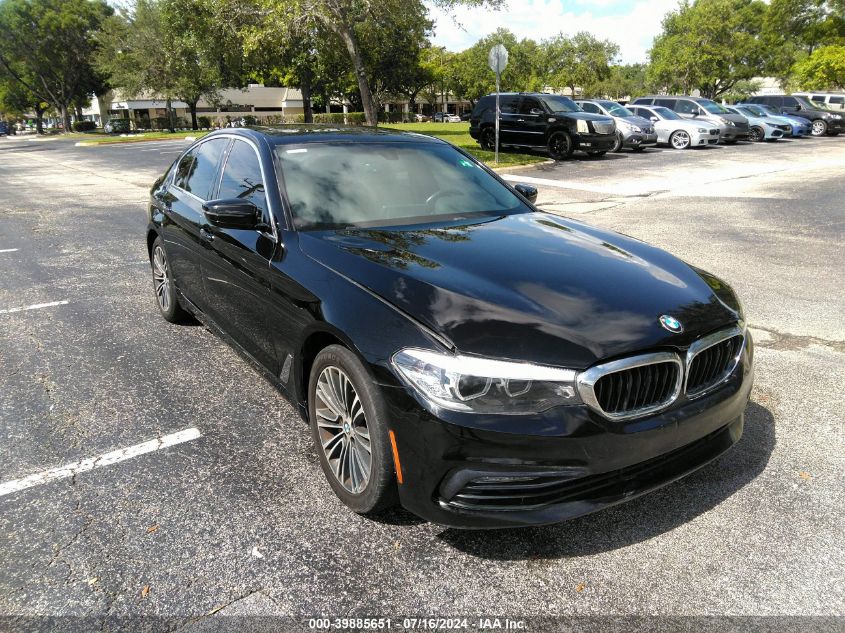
<box><xmin>497</xmin><ymin>95</ymin><xmax>522</xmax><ymax>145</ymax></box>
<box><xmin>514</xmin><ymin>96</ymin><xmax>549</xmax><ymax>147</ymax></box>
<box><xmin>199</xmin><ymin>138</ymin><xmax>281</xmax><ymax>372</ymax></box>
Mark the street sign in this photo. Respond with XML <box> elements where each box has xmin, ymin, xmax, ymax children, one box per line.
<box><xmin>488</xmin><ymin>44</ymin><xmax>509</xmax><ymax>74</ymax></box>
<box><xmin>488</xmin><ymin>44</ymin><xmax>508</xmax><ymax>164</ymax></box>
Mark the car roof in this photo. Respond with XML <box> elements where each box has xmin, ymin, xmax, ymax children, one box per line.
<box><xmin>206</xmin><ymin>125</ymin><xmax>445</xmax><ymax>146</ymax></box>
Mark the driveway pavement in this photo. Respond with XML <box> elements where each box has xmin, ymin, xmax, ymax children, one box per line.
<box><xmin>0</xmin><ymin>133</ymin><xmax>842</xmax><ymax>632</ymax></box>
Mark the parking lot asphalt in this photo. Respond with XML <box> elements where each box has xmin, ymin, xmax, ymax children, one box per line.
<box><xmin>0</xmin><ymin>133</ymin><xmax>843</xmax><ymax>630</ymax></box>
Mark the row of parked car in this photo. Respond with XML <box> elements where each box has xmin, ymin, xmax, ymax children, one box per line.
<box><xmin>468</xmin><ymin>92</ymin><xmax>844</xmax><ymax>160</ymax></box>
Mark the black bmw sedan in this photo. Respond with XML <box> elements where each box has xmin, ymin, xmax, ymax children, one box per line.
<box><xmin>146</xmin><ymin>126</ymin><xmax>753</xmax><ymax>529</ymax></box>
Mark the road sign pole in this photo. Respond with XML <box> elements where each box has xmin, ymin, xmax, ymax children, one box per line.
<box><xmin>495</xmin><ymin>73</ymin><xmax>500</xmax><ymax>165</ymax></box>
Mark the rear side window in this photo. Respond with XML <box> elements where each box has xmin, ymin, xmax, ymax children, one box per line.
<box><xmin>184</xmin><ymin>138</ymin><xmax>229</xmax><ymax>199</ymax></box>
<box><xmin>580</xmin><ymin>102</ymin><xmax>601</xmax><ymax>114</ymax></box>
<box><xmin>173</xmin><ymin>151</ymin><xmax>195</xmax><ymax>190</ymax></box>
<box><xmin>519</xmin><ymin>97</ymin><xmax>542</xmax><ymax>114</ymax></box>
<box><xmin>810</xmin><ymin>95</ymin><xmax>824</xmax><ymax>103</ymax></box>
<box><xmin>675</xmin><ymin>100</ymin><xmax>699</xmax><ymax>114</ymax></box>
<box><xmin>218</xmin><ymin>140</ymin><xmax>269</xmax><ymax>224</ymax></box>
<box><xmin>655</xmin><ymin>98</ymin><xmax>675</xmax><ymax>108</ymax></box>
<box><xmin>631</xmin><ymin>98</ymin><xmax>652</xmax><ymax>105</ymax></box>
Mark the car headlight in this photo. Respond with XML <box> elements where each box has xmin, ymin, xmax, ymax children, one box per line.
<box><xmin>576</xmin><ymin>119</ymin><xmax>590</xmax><ymax>134</ymax></box>
<box><xmin>392</xmin><ymin>348</ymin><xmax>582</xmax><ymax>414</ymax></box>
<box><xmin>830</xmin><ymin>114</ymin><xmax>842</xmax><ymax>120</ymax></box>
<box><xmin>697</xmin><ymin>128</ymin><xmax>708</xmax><ymax>133</ymax></box>
<box><xmin>718</xmin><ymin>117</ymin><xmax>735</xmax><ymax>126</ymax></box>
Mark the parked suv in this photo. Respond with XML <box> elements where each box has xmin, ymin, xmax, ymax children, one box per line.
<box><xmin>576</xmin><ymin>99</ymin><xmax>657</xmax><ymax>152</ymax></box>
<box><xmin>746</xmin><ymin>95</ymin><xmax>843</xmax><ymax>136</ymax></box>
<box><xmin>631</xmin><ymin>96</ymin><xmax>749</xmax><ymax>143</ymax></box>
<box><xmin>470</xmin><ymin>93</ymin><xmax>617</xmax><ymax>160</ymax></box>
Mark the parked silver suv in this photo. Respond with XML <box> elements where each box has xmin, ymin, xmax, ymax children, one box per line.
<box><xmin>576</xmin><ymin>99</ymin><xmax>657</xmax><ymax>152</ymax></box>
<box><xmin>630</xmin><ymin>96</ymin><xmax>749</xmax><ymax>143</ymax></box>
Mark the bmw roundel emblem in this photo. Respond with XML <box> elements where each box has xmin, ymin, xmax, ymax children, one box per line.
<box><xmin>659</xmin><ymin>315</ymin><xmax>683</xmax><ymax>333</ymax></box>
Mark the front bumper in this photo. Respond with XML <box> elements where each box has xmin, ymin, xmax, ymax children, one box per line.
<box><xmin>384</xmin><ymin>338</ymin><xmax>753</xmax><ymax>529</ymax></box>
<box><xmin>622</xmin><ymin>131</ymin><xmax>658</xmax><ymax>149</ymax></box>
<box><xmin>690</xmin><ymin>129</ymin><xmax>721</xmax><ymax>146</ymax></box>
<box><xmin>573</xmin><ymin>132</ymin><xmax>616</xmax><ymax>151</ymax></box>
<box><xmin>825</xmin><ymin>117</ymin><xmax>845</xmax><ymax>133</ymax></box>
<box><xmin>719</xmin><ymin>123</ymin><xmax>749</xmax><ymax>142</ymax></box>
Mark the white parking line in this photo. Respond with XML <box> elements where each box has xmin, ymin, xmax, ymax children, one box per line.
<box><xmin>0</xmin><ymin>248</ymin><xmax>19</xmax><ymax>253</ymax></box>
<box><xmin>0</xmin><ymin>300</ymin><xmax>69</xmax><ymax>315</ymax></box>
<box><xmin>0</xmin><ymin>427</ymin><xmax>202</xmax><ymax>498</ymax></box>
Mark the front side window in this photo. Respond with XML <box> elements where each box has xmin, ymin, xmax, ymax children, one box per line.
<box><xmin>794</xmin><ymin>96</ymin><xmax>818</xmax><ymax>109</ymax></box>
<box><xmin>519</xmin><ymin>97</ymin><xmax>542</xmax><ymax>115</ymax></box>
<box><xmin>783</xmin><ymin>96</ymin><xmax>799</xmax><ymax>107</ymax></box>
<box><xmin>184</xmin><ymin>138</ymin><xmax>229</xmax><ymax>199</ymax></box>
<box><xmin>675</xmin><ymin>100</ymin><xmax>700</xmax><ymax>115</ymax></box>
<box><xmin>276</xmin><ymin>142</ymin><xmax>529</xmax><ymax>230</ymax></box>
<box><xmin>218</xmin><ymin>140</ymin><xmax>269</xmax><ymax>224</ymax></box>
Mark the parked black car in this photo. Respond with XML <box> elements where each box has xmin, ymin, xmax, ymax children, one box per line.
<box><xmin>746</xmin><ymin>94</ymin><xmax>844</xmax><ymax>137</ymax></box>
<box><xmin>147</xmin><ymin>126</ymin><xmax>753</xmax><ymax>529</ymax></box>
<box><xmin>469</xmin><ymin>92</ymin><xmax>617</xmax><ymax>159</ymax></box>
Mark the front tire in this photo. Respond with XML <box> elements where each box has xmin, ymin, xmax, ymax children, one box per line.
<box><xmin>669</xmin><ymin>130</ymin><xmax>691</xmax><ymax>149</ymax></box>
<box><xmin>308</xmin><ymin>345</ymin><xmax>398</xmax><ymax>515</ymax></box>
<box><xmin>150</xmin><ymin>237</ymin><xmax>188</xmax><ymax>323</ymax></box>
<box><xmin>548</xmin><ymin>130</ymin><xmax>574</xmax><ymax>160</ymax></box>
<box><xmin>811</xmin><ymin>119</ymin><xmax>827</xmax><ymax>136</ymax></box>
<box><xmin>749</xmin><ymin>126</ymin><xmax>764</xmax><ymax>142</ymax></box>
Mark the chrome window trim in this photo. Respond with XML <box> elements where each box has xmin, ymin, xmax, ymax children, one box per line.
<box><xmin>576</xmin><ymin>351</ymin><xmax>684</xmax><ymax>421</ymax></box>
<box><xmin>684</xmin><ymin>324</ymin><xmax>745</xmax><ymax>399</ymax></box>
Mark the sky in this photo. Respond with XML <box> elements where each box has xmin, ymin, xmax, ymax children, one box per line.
<box><xmin>428</xmin><ymin>0</ymin><xmax>682</xmax><ymax>64</ymax></box>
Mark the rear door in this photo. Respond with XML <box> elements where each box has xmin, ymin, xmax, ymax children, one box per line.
<box><xmin>199</xmin><ymin>137</ymin><xmax>281</xmax><ymax>372</ymax></box>
<box><xmin>497</xmin><ymin>96</ymin><xmax>523</xmax><ymax>145</ymax></box>
<box><xmin>161</xmin><ymin>138</ymin><xmax>229</xmax><ymax>310</ymax></box>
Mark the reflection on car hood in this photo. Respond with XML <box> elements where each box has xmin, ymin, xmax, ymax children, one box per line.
<box><xmin>621</xmin><ymin>115</ymin><xmax>653</xmax><ymax>128</ymax></box>
<box><xmin>299</xmin><ymin>213</ymin><xmax>740</xmax><ymax>367</ymax></box>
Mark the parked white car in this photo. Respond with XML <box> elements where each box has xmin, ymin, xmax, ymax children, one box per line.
<box><xmin>629</xmin><ymin>105</ymin><xmax>721</xmax><ymax>149</ymax></box>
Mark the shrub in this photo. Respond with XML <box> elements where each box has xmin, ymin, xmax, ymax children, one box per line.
<box><xmin>198</xmin><ymin>116</ymin><xmax>212</xmax><ymax>129</ymax></box>
<box><xmin>107</xmin><ymin>118</ymin><xmax>130</xmax><ymax>133</ymax></box>
<box><xmin>242</xmin><ymin>114</ymin><xmax>257</xmax><ymax>126</ymax></box>
<box><xmin>311</xmin><ymin>112</ymin><xmax>367</xmax><ymax>125</ymax></box>
<box><xmin>72</xmin><ymin>120</ymin><xmax>97</xmax><ymax>132</ymax></box>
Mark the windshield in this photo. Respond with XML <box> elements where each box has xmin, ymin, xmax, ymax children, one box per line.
<box><xmin>795</xmin><ymin>96</ymin><xmax>818</xmax><ymax>109</ymax></box>
<box><xmin>734</xmin><ymin>107</ymin><xmax>756</xmax><ymax>118</ymax></box>
<box><xmin>696</xmin><ymin>99</ymin><xmax>730</xmax><ymax>114</ymax></box>
<box><xmin>276</xmin><ymin>142</ymin><xmax>529</xmax><ymax>230</ymax></box>
<box><xmin>540</xmin><ymin>95</ymin><xmax>580</xmax><ymax>113</ymax></box>
<box><xmin>652</xmin><ymin>106</ymin><xmax>682</xmax><ymax>120</ymax></box>
<box><xmin>756</xmin><ymin>103</ymin><xmax>779</xmax><ymax>115</ymax></box>
<box><xmin>600</xmin><ymin>102</ymin><xmax>633</xmax><ymax>117</ymax></box>
<box><xmin>739</xmin><ymin>104</ymin><xmax>767</xmax><ymax>116</ymax></box>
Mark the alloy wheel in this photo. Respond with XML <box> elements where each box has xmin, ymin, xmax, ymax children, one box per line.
<box><xmin>749</xmin><ymin>126</ymin><xmax>764</xmax><ymax>142</ymax></box>
<box><xmin>548</xmin><ymin>131</ymin><xmax>572</xmax><ymax>160</ymax></box>
<box><xmin>811</xmin><ymin>120</ymin><xmax>827</xmax><ymax>136</ymax></box>
<box><xmin>314</xmin><ymin>366</ymin><xmax>372</xmax><ymax>495</ymax></box>
<box><xmin>480</xmin><ymin>128</ymin><xmax>496</xmax><ymax>151</ymax></box>
<box><xmin>152</xmin><ymin>245</ymin><xmax>171</xmax><ymax>312</ymax></box>
<box><xmin>670</xmin><ymin>130</ymin><xmax>691</xmax><ymax>149</ymax></box>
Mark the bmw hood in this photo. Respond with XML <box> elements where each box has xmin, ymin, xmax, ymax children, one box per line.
<box><xmin>299</xmin><ymin>213</ymin><xmax>741</xmax><ymax>368</ymax></box>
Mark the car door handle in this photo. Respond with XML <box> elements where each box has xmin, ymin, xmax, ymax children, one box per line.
<box><xmin>199</xmin><ymin>227</ymin><xmax>214</xmax><ymax>242</ymax></box>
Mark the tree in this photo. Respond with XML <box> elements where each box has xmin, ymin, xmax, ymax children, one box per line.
<box><xmin>0</xmin><ymin>0</ymin><xmax>112</xmax><ymax>132</ymax></box>
<box><xmin>449</xmin><ymin>29</ymin><xmax>545</xmax><ymax>104</ymax></box>
<box><xmin>590</xmin><ymin>63</ymin><xmax>652</xmax><ymax>100</ymax></box>
<box><xmin>250</xmin><ymin>0</ymin><xmax>505</xmax><ymax>126</ymax></box>
<box><xmin>96</xmin><ymin>0</ymin><xmax>228</xmax><ymax>131</ymax></box>
<box><xmin>648</xmin><ymin>0</ymin><xmax>770</xmax><ymax>99</ymax></box>
<box><xmin>792</xmin><ymin>44</ymin><xmax>845</xmax><ymax>89</ymax></box>
<box><xmin>543</xmin><ymin>32</ymin><xmax>619</xmax><ymax>97</ymax></box>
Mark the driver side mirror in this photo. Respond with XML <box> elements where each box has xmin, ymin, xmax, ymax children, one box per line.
<box><xmin>203</xmin><ymin>199</ymin><xmax>261</xmax><ymax>229</ymax></box>
<box><xmin>530</xmin><ymin>108</ymin><xmax>544</xmax><ymax>116</ymax></box>
<box><xmin>650</xmin><ymin>116</ymin><xmax>659</xmax><ymax>122</ymax></box>
<box><xmin>513</xmin><ymin>183</ymin><xmax>538</xmax><ymax>204</ymax></box>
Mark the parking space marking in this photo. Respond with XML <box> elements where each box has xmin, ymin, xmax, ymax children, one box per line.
<box><xmin>0</xmin><ymin>248</ymin><xmax>19</xmax><ymax>253</ymax></box>
<box><xmin>0</xmin><ymin>427</ymin><xmax>202</xmax><ymax>498</ymax></box>
<box><xmin>0</xmin><ymin>300</ymin><xmax>69</xmax><ymax>315</ymax></box>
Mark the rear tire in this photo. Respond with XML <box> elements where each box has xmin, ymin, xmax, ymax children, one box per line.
<box><xmin>479</xmin><ymin>126</ymin><xmax>497</xmax><ymax>151</ymax></box>
<box><xmin>308</xmin><ymin>345</ymin><xmax>398</xmax><ymax>515</ymax></box>
<box><xmin>150</xmin><ymin>237</ymin><xmax>189</xmax><ymax>324</ymax></box>
<box><xmin>811</xmin><ymin>119</ymin><xmax>827</xmax><ymax>136</ymax></box>
<box><xmin>548</xmin><ymin>131</ymin><xmax>574</xmax><ymax>160</ymax></box>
